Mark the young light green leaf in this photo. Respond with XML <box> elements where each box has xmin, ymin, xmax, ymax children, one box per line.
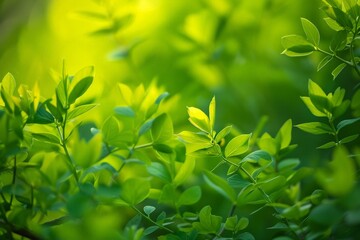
<box><xmin>173</xmin><ymin>156</ymin><xmax>195</xmax><ymax>186</ymax></box>
<box><xmin>204</xmin><ymin>171</ymin><xmax>237</xmax><ymax>203</ymax></box>
<box><xmin>120</xmin><ymin>178</ymin><xmax>150</xmax><ymax>205</ymax></box>
<box><xmin>187</xmin><ymin>106</ymin><xmax>210</xmax><ymax>133</ymax></box>
<box><xmin>32</xmin><ymin>133</ymin><xmax>60</xmax><ymax>144</ymax></box>
<box><xmin>317</xmin><ymin>147</ymin><xmax>355</xmax><ymax>196</ymax></box>
<box><xmin>317</xmin><ymin>141</ymin><xmax>337</xmax><ymax>149</ymax></box>
<box><xmin>295</xmin><ymin>122</ymin><xmax>333</xmax><ymax>135</ymax></box>
<box><xmin>339</xmin><ymin>134</ymin><xmax>359</xmax><ymax>144</ymax></box>
<box><xmin>281</xmin><ymin>35</ymin><xmax>315</xmax><ymax>57</ymax></box>
<box><xmin>178</xmin><ymin>131</ymin><xmax>213</xmax><ymax>152</ymax></box>
<box><xmin>323</xmin><ymin>17</ymin><xmax>343</xmax><ymax>31</ymax></box>
<box><xmin>300</xmin><ymin>97</ymin><xmax>327</xmax><ymax>117</ymax></box>
<box><xmin>1</xmin><ymin>73</ymin><xmax>16</xmax><ymax>95</ymax></box>
<box><xmin>209</xmin><ymin>97</ymin><xmax>216</xmax><ymax>133</ymax></box>
<box><xmin>224</xmin><ymin>215</ymin><xmax>238</xmax><ymax>231</ymax></box>
<box><xmin>215</xmin><ymin>125</ymin><xmax>232</xmax><ymax>143</ymax></box>
<box><xmin>275</xmin><ymin>119</ymin><xmax>292</xmax><ymax>149</ymax></box>
<box><xmin>67</xmin><ymin>104</ymin><xmax>97</xmax><ymax>120</ymax></box>
<box><xmin>151</xmin><ymin>113</ymin><xmax>173</xmax><ymax>143</ymax></box>
<box><xmin>225</xmin><ymin>134</ymin><xmax>251</xmax><ymax>158</ymax></box>
<box><xmin>331</xmin><ymin>63</ymin><xmax>346</xmax><ymax>80</ymax></box>
<box><xmin>118</xmin><ymin>83</ymin><xmax>133</xmax><ymax>105</ymax></box>
<box><xmin>301</xmin><ymin>18</ymin><xmax>320</xmax><ymax>46</ymax></box>
<box><xmin>177</xmin><ymin>186</ymin><xmax>201</xmax><ymax>206</ymax></box>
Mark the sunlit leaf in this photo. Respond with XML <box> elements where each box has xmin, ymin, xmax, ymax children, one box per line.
<box><xmin>295</xmin><ymin>122</ymin><xmax>333</xmax><ymax>135</ymax></box>
<box><xmin>151</xmin><ymin>113</ymin><xmax>173</xmax><ymax>143</ymax></box>
<box><xmin>301</xmin><ymin>18</ymin><xmax>320</xmax><ymax>46</ymax></box>
<box><xmin>177</xmin><ymin>186</ymin><xmax>201</xmax><ymax>206</ymax></box>
<box><xmin>225</xmin><ymin>134</ymin><xmax>251</xmax><ymax>158</ymax></box>
<box><xmin>67</xmin><ymin>104</ymin><xmax>97</xmax><ymax>120</ymax></box>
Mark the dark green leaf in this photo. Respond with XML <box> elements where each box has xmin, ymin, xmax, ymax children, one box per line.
<box><xmin>317</xmin><ymin>55</ymin><xmax>333</xmax><ymax>71</ymax></box>
<box><xmin>204</xmin><ymin>171</ymin><xmax>237</xmax><ymax>203</ymax></box>
<box><xmin>68</xmin><ymin>66</ymin><xmax>94</xmax><ymax>105</ymax></box>
<box><xmin>330</xmin><ymin>30</ymin><xmax>347</xmax><ymax>52</ymax></box>
<box><xmin>337</xmin><ymin>118</ymin><xmax>360</xmax><ymax>131</ymax></box>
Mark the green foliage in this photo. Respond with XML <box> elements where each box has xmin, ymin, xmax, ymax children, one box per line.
<box><xmin>1</xmin><ymin>1</ymin><xmax>360</xmax><ymax>240</ymax></box>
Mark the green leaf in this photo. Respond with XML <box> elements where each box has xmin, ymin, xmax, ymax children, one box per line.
<box><xmin>187</xmin><ymin>106</ymin><xmax>210</xmax><ymax>133</ymax></box>
<box><xmin>1</xmin><ymin>73</ymin><xmax>16</xmax><ymax>95</ymax></box>
<box><xmin>173</xmin><ymin>156</ymin><xmax>195</xmax><ymax>186</ymax></box>
<box><xmin>330</xmin><ymin>30</ymin><xmax>347</xmax><ymax>51</ymax></box>
<box><xmin>114</xmin><ymin>106</ymin><xmax>135</xmax><ymax>117</ymax></box>
<box><xmin>32</xmin><ymin>132</ymin><xmax>60</xmax><ymax>144</ymax></box>
<box><xmin>224</xmin><ymin>215</ymin><xmax>238</xmax><ymax>231</ymax></box>
<box><xmin>155</xmin><ymin>92</ymin><xmax>169</xmax><ymax>104</ymax></box>
<box><xmin>67</xmin><ymin>104</ymin><xmax>97</xmax><ymax>120</ymax></box>
<box><xmin>120</xmin><ymin>178</ymin><xmax>150</xmax><ymax>205</ymax></box>
<box><xmin>177</xmin><ymin>186</ymin><xmax>201</xmax><ymax>206</ymax></box>
<box><xmin>300</xmin><ymin>97</ymin><xmax>327</xmax><ymax>117</ymax></box>
<box><xmin>225</xmin><ymin>134</ymin><xmax>251</xmax><ymax>158</ymax></box>
<box><xmin>147</xmin><ymin>162</ymin><xmax>172</xmax><ymax>182</ymax></box>
<box><xmin>56</xmin><ymin>79</ymin><xmax>67</xmax><ymax>109</ymax></box>
<box><xmin>204</xmin><ymin>171</ymin><xmax>237</xmax><ymax>203</ymax></box>
<box><xmin>317</xmin><ymin>55</ymin><xmax>333</xmax><ymax>71</ymax></box>
<box><xmin>323</xmin><ymin>17</ymin><xmax>344</xmax><ymax>31</ymax></box>
<box><xmin>102</xmin><ymin>116</ymin><xmax>124</xmax><ymax>146</ymax></box>
<box><xmin>317</xmin><ymin>141</ymin><xmax>337</xmax><ymax>149</ymax></box>
<box><xmin>275</xmin><ymin>119</ymin><xmax>292</xmax><ymax>149</ymax></box>
<box><xmin>215</xmin><ymin>125</ymin><xmax>232</xmax><ymax>143</ymax></box>
<box><xmin>332</xmin><ymin>7</ymin><xmax>353</xmax><ymax>29</ymax></box>
<box><xmin>178</xmin><ymin>131</ymin><xmax>213</xmax><ymax>152</ymax></box>
<box><xmin>192</xmin><ymin>205</ymin><xmax>222</xmax><ymax>234</ymax></box>
<box><xmin>317</xmin><ymin>146</ymin><xmax>356</xmax><ymax>196</ymax></box>
<box><xmin>143</xmin><ymin>206</ymin><xmax>156</xmax><ymax>216</ymax></box>
<box><xmin>68</xmin><ymin>66</ymin><xmax>94</xmax><ymax>105</ymax></box>
<box><xmin>33</xmin><ymin>103</ymin><xmax>55</xmax><ymax>124</ymax></box>
<box><xmin>241</xmin><ymin>150</ymin><xmax>272</xmax><ymax>164</ymax></box>
<box><xmin>153</xmin><ymin>143</ymin><xmax>173</xmax><ymax>153</ymax></box>
<box><xmin>139</xmin><ymin>119</ymin><xmax>154</xmax><ymax>136</ymax></box>
<box><xmin>295</xmin><ymin>122</ymin><xmax>333</xmax><ymax>135</ymax></box>
<box><xmin>45</xmin><ymin>101</ymin><xmax>63</xmax><ymax>122</ymax></box>
<box><xmin>309</xmin><ymin>202</ymin><xmax>343</xmax><ymax>227</ymax></box>
<box><xmin>281</xmin><ymin>35</ymin><xmax>315</xmax><ymax>57</ymax></box>
<box><xmin>151</xmin><ymin>113</ymin><xmax>173</xmax><ymax>143</ymax></box>
<box><xmin>301</xmin><ymin>18</ymin><xmax>320</xmax><ymax>46</ymax></box>
<box><xmin>339</xmin><ymin>134</ymin><xmax>359</xmax><ymax>144</ymax></box>
<box><xmin>209</xmin><ymin>97</ymin><xmax>216</xmax><ymax>133</ymax></box>
<box><xmin>118</xmin><ymin>83</ymin><xmax>133</xmax><ymax>105</ymax></box>
<box><xmin>336</xmin><ymin>117</ymin><xmax>360</xmax><ymax>131</ymax></box>
<box><xmin>331</xmin><ymin>63</ymin><xmax>346</xmax><ymax>80</ymax></box>
<box><xmin>278</xmin><ymin>158</ymin><xmax>300</xmax><ymax>172</ymax></box>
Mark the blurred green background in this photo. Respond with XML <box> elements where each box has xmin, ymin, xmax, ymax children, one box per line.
<box><xmin>1</xmin><ymin>0</ymin><xmax>334</xmax><ymax>152</ymax></box>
